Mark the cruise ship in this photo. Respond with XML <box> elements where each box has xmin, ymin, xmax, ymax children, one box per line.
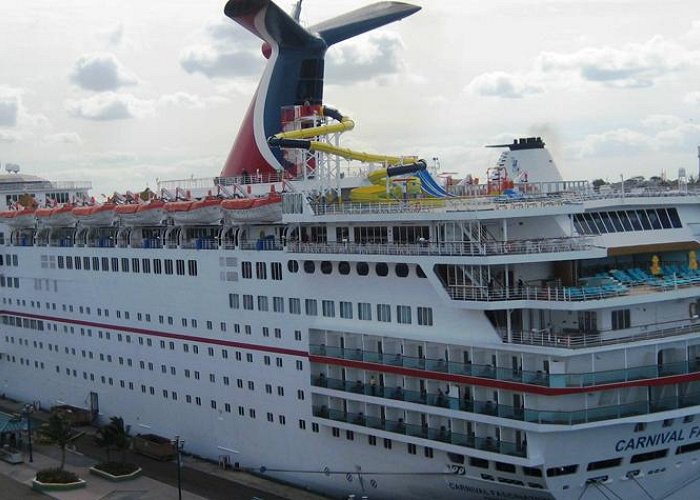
<box><xmin>2</xmin><ymin>1</ymin><xmax>700</xmax><ymax>499</ymax></box>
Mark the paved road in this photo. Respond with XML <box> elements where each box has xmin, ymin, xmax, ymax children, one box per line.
<box><xmin>0</xmin><ymin>473</ymin><xmax>47</xmax><ymax>499</ymax></box>
<box><xmin>69</xmin><ymin>432</ymin><xmax>291</xmax><ymax>500</ymax></box>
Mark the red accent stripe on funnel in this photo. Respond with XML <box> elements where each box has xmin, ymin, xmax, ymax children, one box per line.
<box><xmin>220</xmin><ymin>91</ymin><xmax>278</xmax><ymax>178</ymax></box>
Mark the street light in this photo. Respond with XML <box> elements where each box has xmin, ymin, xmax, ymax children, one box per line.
<box><xmin>23</xmin><ymin>404</ymin><xmax>33</xmax><ymax>463</ymax></box>
<box><xmin>172</xmin><ymin>435</ymin><xmax>185</xmax><ymax>500</ymax></box>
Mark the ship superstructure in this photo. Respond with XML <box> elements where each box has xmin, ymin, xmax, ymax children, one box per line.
<box><xmin>2</xmin><ymin>2</ymin><xmax>700</xmax><ymax>499</ymax></box>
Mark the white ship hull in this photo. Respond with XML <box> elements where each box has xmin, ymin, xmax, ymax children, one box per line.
<box><xmin>2</xmin><ymin>3</ymin><xmax>700</xmax><ymax>500</ymax></box>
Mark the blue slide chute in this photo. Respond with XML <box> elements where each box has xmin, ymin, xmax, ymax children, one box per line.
<box><xmin>416</xmin><ymin>169</ymin><xmax>450</xmax><ymax>198</ymax></box>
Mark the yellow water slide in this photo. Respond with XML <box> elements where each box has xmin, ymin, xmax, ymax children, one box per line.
<box><xmin>268</xmin><ymin>106</ymin><xmax>425</xmax><ymax>201</ymax></box>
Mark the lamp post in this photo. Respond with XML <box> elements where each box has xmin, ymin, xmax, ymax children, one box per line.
<box><xmin>23</xmin><ymin>404</ymin><xmax>33</xmax><ymax>463</ymax></box>
<box><xmin>172</xmin><ymin>435</ymin><xmax>185</xmax><ymax>500</ymax></box>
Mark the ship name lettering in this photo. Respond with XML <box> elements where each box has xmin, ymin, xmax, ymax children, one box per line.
<box><xmin>614</xmin><ymin>427</ymin><xmax>700</xmax><ymax>452</ymax></box>
<box><xmin>446</xmin><ymin>482</ymin><xmax>550</xmax><ymax>500</ymax></box>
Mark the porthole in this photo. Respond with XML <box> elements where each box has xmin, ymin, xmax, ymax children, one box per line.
<box><xmin>357</xmin><ymin>262</ymin><xmax>369</xmax><ymax>276</ymax></box>
<box><xmin>338</xmin><ymin>261</ymin><xmax>350</xmax><ymax>275</ymax></box>
<box><xmin>321</xmin><ymin>261</ymin><xmax>333</xmax><ymax>274</ymax></box>
<box><xmin>395</xmin><ymin>263</ymin><xmax>409</xmax><ymax>277</ymax></box>
<box><xmin>376</xmin><ymin>263</ymin><xmax>389</xmax><ymax>277</ymax></box>
<box><xmin>303</xmin><ymin>260</ymin><xmax>315</xmax><ymax>274</ymax></box>
<box><xmin>287</xmin><ymin>260</ymin><xmax>299</xmax><ymax>273</ymax></box>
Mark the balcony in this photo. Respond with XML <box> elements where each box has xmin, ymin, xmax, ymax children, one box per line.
<box><xmin>310</xmin><ymin>344</ymin><xmax>700</xmax><ymax>389</ymax></box>
<box><xmin>288</xmin><ymin>237</ymin><xmax>593</xmax><ymax>258</ymax></box>
<box><xmin>312</xmin><ymin>405</ymin><xmax>525</xmax><ymax>457</ymax></box>
<box><xmin>311</xmin><ymin>344</ymin><xmax>549</xmax><ymax>386</ymax></box>
<box><xmin>504</xmin><ymin>318</ymin><xmax>700</xmax><ymax>349</ymax></box>
<box><xmin>446</xmin><ymin>284</ymin><xmax>629</xmax><ymax>302</ymax></box>
<box><xmin>312</xmin><ymin>376</ymin><xmax>700</xmax><ymax>426</ymax></box>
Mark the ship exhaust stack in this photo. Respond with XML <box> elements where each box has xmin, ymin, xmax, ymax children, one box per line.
<box><xmin>219</xmin><ymin>0</ymin><xmax>420</xmax><ymax>178</ymax></box>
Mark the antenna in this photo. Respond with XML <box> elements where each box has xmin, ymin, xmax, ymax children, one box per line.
<box><xmin>291</xmin><ymin>0</ymin><xmax>303</xmax><ymax>22</ymax></box>
<box><xmin>697</xmin><ymin>145</ymin><xmax>699</xmax><ymax>181</ymax></box>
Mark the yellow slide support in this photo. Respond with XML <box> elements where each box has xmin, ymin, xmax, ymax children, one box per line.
<box><xmin>268</xmin><ymin>106</ymin><xmax>422</xmax><ymax>201</ymax></box>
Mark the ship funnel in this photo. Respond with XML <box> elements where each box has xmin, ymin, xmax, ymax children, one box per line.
<box><xmin>486</xmin><ymin>137</ymin><xmax>563</xmax><ymax>183</ymax></box>
<box><xmin>220</xmin><ymin>0</ymin><xmax>420</xmax><ymax>178</ymax></box>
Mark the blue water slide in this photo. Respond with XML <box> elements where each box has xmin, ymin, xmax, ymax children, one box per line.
<box><xmin>416</xmin><ymin>169</ymin><xmax>450</xmax><ymax>198</ymax></box>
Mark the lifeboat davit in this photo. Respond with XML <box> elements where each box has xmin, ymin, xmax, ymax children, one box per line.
<box><xmin>115</xmin><ymin>200</ymin><xmax>166</xmax><ymax>226</ymax></box>
<box><xmin>36</xmin><ymin>204</ymin><xmax>76</xmax><ymax>227</ymax></box>
<box><xmin>0</xmin><ymin>207</ymin><xmax>37</xmax><ymax>228</ymax></box>
<box><xmin>72</xmin><ymin>203</ymin><xmax>116</xmax><ymax>226</ymax></box>
<box><xmin>165</xmin><ymin>198</ymin><xmax>222</xmax><ymax>225</ymax></box>
<box><xmin>221</xmin><ymin>192</ymin><xmax>282</xmax><ymax>223</ymax></box>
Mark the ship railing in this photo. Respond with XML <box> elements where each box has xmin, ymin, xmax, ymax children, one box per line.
<box><xmin>312</xmin><ymin>196</ymin><xmax>573</xmax><ymax>216</ymax></box>
<box><xmin>310</xmin><ymin>344</ymin><xmax>548</xmax><ymax>387</ymax></box>
<box><xmin>287</xmin><ymin>237</ymin><xmax>594</xmax><ymax>257</ymax></box>
<box><xmin>447</xmin><ymin>284</ymin><xmax>630</xmax><ymax>302</ymax></box>
<box><xmin>311</xmin><ymin>406</ymin><xmax>525</xmax><ymax>456</ymax></box>
<box><xmin>504</xmin><ymin>317</ymin><xmax>700</xmax><ymax>349</ymax></box>
<box><xmin>0</xmin><ymin>180</ymin><xmax>92</xmax><ymax>193</ymax></box>
<box><xmin>239</xmin><ymin>239</ymin><xmax>284</xmax><ymax>251</ymax></box>
<box><xmin>180</xmin><ymin>239</ymin><xmax>218</xmax><ymax>250</ymax></box>
<box><xmin>310</xmin><ymin>344</ymin><xmax>700</xmax><ymax>389</ymax></box>
<box><xmin>49</xmin><ymin>181</ymin><xmax>93</xmax><ymax>190</ymax></box>
<box><xmin>310</xmin><ymin>375</ymin><xmax>700</xmax><ymax>425</ymax></box>
<box><xmin>214</xmin><ymin>172</ymin><xmax>288</xmax><ymax>186</ymax></box>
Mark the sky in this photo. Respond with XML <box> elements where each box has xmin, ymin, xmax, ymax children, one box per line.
<box><xmin>1</xmin><ymin>0</ymin><xmax>699</xmax><ymax>196</ymax></box>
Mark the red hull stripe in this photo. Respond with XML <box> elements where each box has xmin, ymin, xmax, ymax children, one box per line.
<box><xmin>2</xmin><ymin>310</ymin><xmax>307</xmax><ymax>358</ymax></box>
<box><xmin>309</xmin><ymin>355</ymin><xmax>700</xmax><ymax>396</ymax></box>
<box><xmin>5</xmin><ymin>309</ymin><xmax>696</xmax><ymax>395</ymax></box>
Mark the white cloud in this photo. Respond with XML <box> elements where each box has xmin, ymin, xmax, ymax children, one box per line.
<box><xmin>66</xmin><ymin>93</ymin><xmax>155</xmax><ymax>121</ymax></box>
<box><xmin>0</xmin><ymin>87</ymin><xmax>21</xmax><ymax>127</ymax></box>
<box><xmin>101</xmin><ymin>23</ymin><xmax>124</xmax><ymax>48</ymax></box>
<box><xmin>0</xmin><ymin>130</ymin><xmax>19</xmax><ymax>143</ymax></box>
<box><xmin>70</xmin><ymin>53</ymin><xmax>138</xmax><ymax>91</ymax></box>
<box><xmin>326</xmin><ymin>32</ymin><xmax>407</xmax><ymax>83</ymax></box>
<box><xmin>179</xmin><ymin>19</ymin><xmax>262</xmax><ymax>79</ymax></box>
<box><xmin>464</xmin><ymin>71</ymin><xmax>542</xmax><ymax>98</ymax></box>
<box><xmin>579</xmin><ymin>129</ymin><xmax>652</xmax><ymax>157</ymax></box>
<box><xmin>538</xmin><ymin>36</ymin><xmax>697</xmax><ymax>88</ymax></box>
<box><xmin>466</xmin><ymin>34</ymin><xmax>700</xmax><ymax>99</ymax></box>
<box><xmin>158</xmin><ymin>92</ymin><xmax>229</xmax><ymax>109</ymax></box>
<box><xmin>577</xmin><ymin>117</ymin><xmax>700</xmax><ymax>157</ymax></box>
<box><xmin>43</xmin><ymin>132</ymin><xmax>82</xmax><ymax>145</ymax></box>
<box><xmin>685</xmin><ymin>91</ymin><xmax>700</xmax><ymax>105</ymax></box>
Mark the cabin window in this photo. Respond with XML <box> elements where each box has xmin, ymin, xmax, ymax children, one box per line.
<box><xmin>611</xmin><ymin>309</ymin><xmax>630</xmax><ymax>330</ymax></box>
<box><xmin>377</xmin><ymin>304</ymin><xmax>391</xmax><ymax>322</ymax></box>
<box><xmin>271</xmin><ymin>262</ymin><xmax>282</xmax><ymax>280</ymax></box>
<box><xmin>397</xmin><ymin>305</ymin><xmax>412</xmax><ymax>324</ymax></box>
<box><xmin>305</xmin><ymin>299</ymin><xmax>318</xmax><ymax>316</ymax></box>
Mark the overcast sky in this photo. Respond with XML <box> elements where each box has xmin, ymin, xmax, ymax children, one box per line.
<box><xmin>1</xmin><ymin>0</ymin><xmax>699</xmax><ymax>195</ymax></box>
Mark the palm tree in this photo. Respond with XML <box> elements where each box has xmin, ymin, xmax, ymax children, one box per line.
<box><xmin>95</xmin><ymin>417</ymin><xmax>130</xmax><ymax>464</ymax></box>
<box><xmin>42</xmin><ymin>413</ymin><xmax>73</xmax><ymax>471</ymax></box>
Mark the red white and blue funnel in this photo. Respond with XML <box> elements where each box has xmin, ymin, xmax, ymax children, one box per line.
<box><xmin>220</xmin><ymin>0</ymin><xmax>420</xmax><ymax>178</ymax></box>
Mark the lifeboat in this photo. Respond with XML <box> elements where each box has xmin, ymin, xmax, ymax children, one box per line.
<box><xmin>115</xmin><ymin>200</ymin><xmax>166</xmax><ymax>226</ymax></box>
<box><xmin>222</xmin><ymin>192</ymin><xmax>282</xmax><ymax>223</ymax></box>
<box><xmin>36</xmin><ymin>204</ymin><xmax>76</xmax><ymax>227</ymax></box>
<box><xmin>0</xmin><ymin>207</ymin><xmax>37</xmax><ymax>228</ymax></box>
<box><xmin>165</xmin><ymin>197</ymin><xmax>222</xmax><ymax>225</ymax></box>
<box><xmin>71</xmin><ymin>203</ymin><xmax>116</xmax><ymax>226</ymax></box>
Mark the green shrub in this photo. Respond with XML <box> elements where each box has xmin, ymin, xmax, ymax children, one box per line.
<box><xmin>36</xmin><ymin>468</ymin><xmax>80</xmax><ymax>484</ymax></box>
<box><xmin>93</xmin><ymin>462</ymin><xmax>139</xmax><ymax>476</ymax></box>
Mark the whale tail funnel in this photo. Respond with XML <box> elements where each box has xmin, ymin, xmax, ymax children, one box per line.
<box><xmin>220</xmin><ymin>0</ymin><xmax>420</xmax><ymax>178</ymax></box>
